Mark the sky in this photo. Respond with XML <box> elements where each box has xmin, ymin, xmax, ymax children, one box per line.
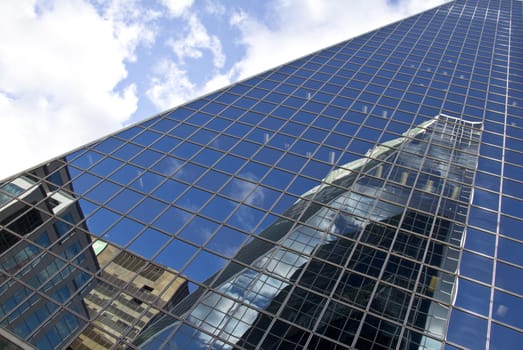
<box><xmin>0</xmin><ymin>0</ymin><xmax>449</xmax><ymax>180</ymax></box>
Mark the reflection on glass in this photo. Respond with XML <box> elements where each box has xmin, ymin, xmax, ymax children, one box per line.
<box><xmin>0</xmin><ymin>2</ymin><xmax>517</xmax><ymax>348</ymax></box>
<box><xmin>0</xmin><ymin>166</ymin><xmax>98</xmax><ymax>349</ymax></box>
<box><xmin>136</xmin><ymin>115</ymin><xmax>482</xmax><ymax>349</ymax></box>
<box><xmin>70</xmin><ymin>240</ymin><xmax>188</xmax><ymax>349</ymax></box>
<box><xmin>0</xmin><ymin>163</ymin><xmax>189</xmax><ymax>350</ymax></box>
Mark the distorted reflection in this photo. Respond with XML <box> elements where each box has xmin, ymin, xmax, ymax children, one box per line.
<box><xmin>136</xmin><ymin>115</ymin><xmax>482</xmax><ymax>349</ymax></box>
<box><xmin>0</xmin><ymin>164</ymin><xmax>188</xmax><ymax>349</ymax></box>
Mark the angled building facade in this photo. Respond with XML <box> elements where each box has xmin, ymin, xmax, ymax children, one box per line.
<box><xmin>0</xmin><ymin>0</ymin><xmax>521</xmax><ymax>349</ymax></box>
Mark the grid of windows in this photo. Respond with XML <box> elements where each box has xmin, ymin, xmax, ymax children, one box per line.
<box><xmin>0</xmin><ymin>0</ymin><xmax>522</xmax><ymax>349</ymax></box>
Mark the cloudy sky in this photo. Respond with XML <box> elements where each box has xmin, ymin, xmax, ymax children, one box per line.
<box><xmin>0</xmin><ymin>0</ymin><xmax>448</xmax><ymax>180</ymax></box>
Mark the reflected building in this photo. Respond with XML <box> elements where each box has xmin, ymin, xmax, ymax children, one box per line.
<box><xmin>1</xmin><ymin>0</ymin><xmax>522</xmax><ymax>349</ymax></box>
<box><xmin>0</xmin><ymin>168</ymin><xmax>98</xmax><ymax>349</ymax></box>
<box><xmin>0</xmin><ymin>166</ymin><xmax>188</xmax><ymax>350</ymax></box>
<box><xmin>135</xmin><ymin>115</ymin><xmax>481</xmax><ymax>349</ymax></box>
<box><xmin>70</xmin><ymin>241</ymin><xmax>188</xmax><ymax>350</ymax></box>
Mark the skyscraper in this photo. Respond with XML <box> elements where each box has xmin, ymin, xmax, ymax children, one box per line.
<box><xmin>0</xmin><ymin>0</ymin><xmax>521</xmax><ymax>349</ymax></box>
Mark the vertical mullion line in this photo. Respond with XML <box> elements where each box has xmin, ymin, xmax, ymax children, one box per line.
<box><xmin>485</xmin><ymin>1</ymin><xmax>511</xmax><ymax>348</ymax></box>
<box><xmin>346</xmin><ymin>7</ymin><xmax>441</xmax><ymax>350</ymax></box>
<box><xmin>393</xmin><ymin>3</ymin><xmax>467</xmax><ymax>346</ymax></box>
<box><xmin>298</xmin><ymin>22</ymin><xmax>413</xmax><ymax>350</ymax></box>
<box><xmin>205</xmin><ymin>55</ymin><xmax>344</xmax><ymax>350</ymax></box>
<box><xmin>251</xmin><ymin>37</ymin><xmax>374</xmax><ymax>350</ymax></box>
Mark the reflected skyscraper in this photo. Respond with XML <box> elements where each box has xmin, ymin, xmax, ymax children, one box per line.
<box><xmin>136</xmin><ymin>115</ymin><xmax>481</xmax><ymax>349</ymax></box>
<box><xmin>0</xmin><ymin>0</ymin><xmax>522</xmax><ymax>349</ymax></box>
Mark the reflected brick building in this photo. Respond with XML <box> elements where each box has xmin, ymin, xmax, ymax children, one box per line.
<box><xmin>0</xmin><ymin>0</ymin><xmax>522</xmax><ymax>349</ymax></box>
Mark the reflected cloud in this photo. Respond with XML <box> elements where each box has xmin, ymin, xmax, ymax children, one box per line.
<box><xmin>165</xmin><ymin>157</ymin><xmax>184</xmax><ymax>176</ymax></box>
<box><xmin>228</xmin><ymin>173</ymin><xmax>265</xmax><ymax>206</ymax></box>
<box><xmin>138</xmin><ymin>115</ymin><xmax>482</xmax><ymax>349</ymax></box>
<box><xmin>495</xmin><ymin>304</ymin><xmax>508</xmax><ymax>317</ymax></box>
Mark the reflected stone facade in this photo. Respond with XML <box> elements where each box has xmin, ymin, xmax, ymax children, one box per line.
<box><xmin>70</xmin><ymin>241</ymin><xmax>188</xmax><ymax>349</ymax></box>
<box><xmin>0</xmin><ymin>0</ymin><xmax>522</xmax><ymax>349</ymax></box>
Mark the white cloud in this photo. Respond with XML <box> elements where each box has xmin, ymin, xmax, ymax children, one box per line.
<box><xmin>229</xmin><ymin>0</ymin><xmax>450</xmax><ymax>80</ymax></box>
<box><xmin>147</xmin><ymin>9</ymin><xmax>229</xmax><ymax>110</ymax></box>
<box><xmin>146</xmin><ymin>60</ymin><xmax>197</xmax><ymax>110</ymax></box>
<box><xmin>204</xmin><ymin>0</ymin><xmax>226</xmax><ymax>16</ymax></box>
<box><xmin>202</xmin><ymin>72</ymin><xmax>233</xmax><ymax>94</ymax></box>
<box><xmin>146</xmin><ymin>59</ymin><xmax>233</xmax><ymax>111</ymax></box>
<box><xmin>229</xmin><ymin>173</ymin><xmax>265</xmax><ymax>206</ymax></box>
<box><xmin>168</xmin><ymin>14</ymin><xmax>225</xmax><ymax>69</ymax></box>
<box><xmin>160</xmin><ymin>0</ymin><xmax>194</xmax><ymax>17</ymax></box>
<box><xmin>101</xmin><ymin>0</ymin><xmax>161</xmax><ymax>59</ymax></box>
<box><xmin>0</xmin><ymin>0</ymin><xmax>153</xmax><ymax>180</ymax></box>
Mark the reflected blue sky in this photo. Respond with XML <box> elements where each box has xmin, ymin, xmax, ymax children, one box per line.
<box><xmin>0</xmin><ymin>0</ymin><xmax>522</xmax><ymax>348</ymax></box>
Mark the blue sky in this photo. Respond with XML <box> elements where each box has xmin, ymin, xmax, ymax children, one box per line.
<box><xmin>0</xmin><ymin>0</ymin><xmax>448</xmax><ymax>180</ymax></box>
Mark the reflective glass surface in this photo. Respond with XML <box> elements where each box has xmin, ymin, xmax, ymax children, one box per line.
<box><xmin>0</xmin><ymin>0</ymin><xmax>521</xmax><ymax>349</ymax></box>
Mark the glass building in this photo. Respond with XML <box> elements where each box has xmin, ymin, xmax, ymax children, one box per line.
<box><xmin>0</xmin><ymin>0</ymin><xmax>521</xmax><ymax>349</ymax></box>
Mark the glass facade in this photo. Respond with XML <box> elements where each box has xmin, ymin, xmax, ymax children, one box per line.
<box><xmin>0</xmin><ymin>0</ymin><xmax>521</xmax><ymax>349</ymax></box>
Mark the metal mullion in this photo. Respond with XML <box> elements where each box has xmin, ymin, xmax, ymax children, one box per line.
<box><xmin>486</xmin><ymin>0</ymin><xmax>513</xmax><ymax>347</ymax></box>
<box><xmin>348</xmin><ymin>116</ymin><xmax>446</xmax><ymax>348</ymax></box>
<box><xmin>396</xmin><ymin>120</ymin><xmax>482</xmax><ymax>348</ymax></box>
<box><xmin>250</xmin><ymin>35</ymin><xmax>395</xmax><ymax>349</ymax></box>
<box><xmin>301</xmin><ymin>128</ymin><xmax>426</xmax><ymax>348</ymax></box>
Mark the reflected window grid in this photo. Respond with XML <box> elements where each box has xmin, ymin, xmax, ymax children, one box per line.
<box><xmin>0</xmin><ymin>1</ymin><xmax>522</xmax><ymax>349</ymax></box>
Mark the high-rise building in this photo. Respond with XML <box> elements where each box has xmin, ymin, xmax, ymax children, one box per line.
<box><xmin>0</xmin><ymin>0</ymin><xmax>521</xmax><ymax>349</ymax></box>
